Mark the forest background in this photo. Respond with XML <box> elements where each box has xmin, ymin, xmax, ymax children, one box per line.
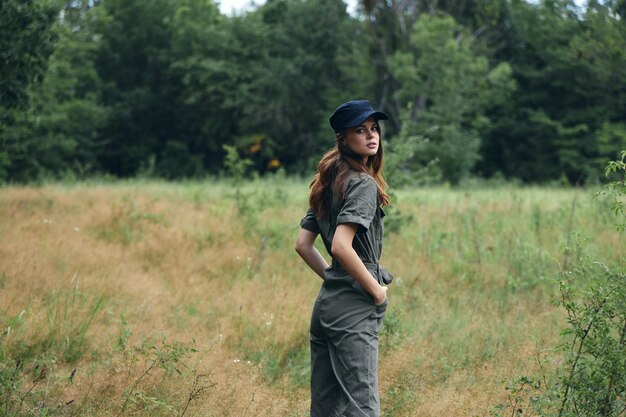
<box><xmin>2</xmin><ymin>1</ymin><xmax>626</xmax><ymax>416</ymax></box>
<box><xmin>2</xmin><ymin>0</ymin><xmax>626</xmax><ymax>185</ymax></box>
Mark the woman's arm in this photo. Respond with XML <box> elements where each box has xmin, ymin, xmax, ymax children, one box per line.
<box><xmin>295</xmin><ymin>228</ymin><xmax>329</xmax><ymax>279</ymax></box>
<box><xmin>331</xmin><ymin>224</ymin><xmax>387</xmax><ymax>305</ymax></box>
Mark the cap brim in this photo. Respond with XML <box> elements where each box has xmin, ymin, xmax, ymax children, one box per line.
<box><xmin>344</xmin><ymin>111</ymin><xmax>390</xmax><ymax>129</ymax></box>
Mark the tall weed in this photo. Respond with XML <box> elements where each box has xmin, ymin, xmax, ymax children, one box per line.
<box><xmin>492</xmin><ymin>152</ymin><xmax>626</xmax><ymax>417</ymax></box>
<box><xmin>0</xmin><ymin>278</ymin><xmax>104</xmax><ymax>416</ymax></box>
<box><xmin>93</xmin><ymin>196</ymin><xmax>162</xmax><ymax>244</ymax></box>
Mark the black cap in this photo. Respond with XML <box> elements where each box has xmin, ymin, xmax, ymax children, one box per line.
<box><xmin>329</xmin><ymin>100</ymin><xmax>390</xmax><ymax>133</ymax></box>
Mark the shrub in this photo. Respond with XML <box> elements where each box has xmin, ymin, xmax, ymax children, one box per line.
<box><xmin>492</xmin><ymin>152</ymin><xmax>626</xmax><ymax>417</ymax></box>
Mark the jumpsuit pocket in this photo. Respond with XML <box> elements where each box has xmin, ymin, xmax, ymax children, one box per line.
<box><xmin>374</xmin><ymin>298</ymin><xmax>388</xmax><ymax>313</ymax></box>
<box><xmin>369</xmin><ymin>299</ymin><xmax>387</xmax><ymax>334</ymax></box>
<box><xmin>370</xmin><ymin>299</ymin><xmax>389</xmax><ymax>334</ymax></box>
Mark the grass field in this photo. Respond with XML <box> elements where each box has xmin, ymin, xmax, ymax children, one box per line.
<box><xmin>1</xmin><ymin>178</ymin><xmax>623</xmax><ymax>416</ymax></box>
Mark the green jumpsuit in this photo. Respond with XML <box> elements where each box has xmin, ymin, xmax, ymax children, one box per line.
<box><xmin>300</xmin><ymin>171</ymin><xmax>393</xmax><ymax>417</ymax></box>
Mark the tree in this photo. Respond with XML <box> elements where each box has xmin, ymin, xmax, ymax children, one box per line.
<box><xmin>167</xmin><ymin>0</ymin><xmax>237</xmax><ymax>177</ymax></box>
<box><xmin>0</xmin><ymin>0</ymin><xmax>58</xmax><ymax>110</ymax></box>
<box><xmin>388</xmin><ymin>13</ymin><xmax>514</xmax><ymax>184</ymax></box>
<box><xmin>227</xmin><ymin>0</ymin><xmax>354</xmax><ymax>173</ymax></box>
<box><xmin>94</xmin><ymin>0</ymin><xmax>179</xmax><ymax>177</ymax></box>
<box><xmin>479</xmin><ymin>0</ymin><xmax>626</xmax><ymax>183</ymax></box>
<box><xmin>0</xmin><ymin>0</ymin><xmax>59</xmax><ymax>181</ymax></box>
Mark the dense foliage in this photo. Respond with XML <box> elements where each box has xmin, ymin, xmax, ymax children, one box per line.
<box><xmin>1</xmin><ymin>0</ymin><xmax>625</xmax><ymax>183</ymax></box>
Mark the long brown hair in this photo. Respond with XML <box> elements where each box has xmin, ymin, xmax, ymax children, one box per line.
<box><xmin>309</xmin><ymin>129</ymin><xmax>390</xmax><ymax>218</ymax></box>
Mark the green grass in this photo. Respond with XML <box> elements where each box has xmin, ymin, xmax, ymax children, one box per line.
<box><xmin>0</xmin><ymin>178</ymin><xmax>623</xmax><ymax>416</ymax></box>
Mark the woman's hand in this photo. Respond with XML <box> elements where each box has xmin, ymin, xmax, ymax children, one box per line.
<box><xmin>373</xmin><ymin>285</ymin><xmax>387</xmax><ymax>305</ymax></box>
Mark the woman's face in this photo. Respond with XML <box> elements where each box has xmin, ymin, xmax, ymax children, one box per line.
<box><xmin>343</xmin><ymin>117</ymin><xmax>380</xmax><ymax>163</ymax></box>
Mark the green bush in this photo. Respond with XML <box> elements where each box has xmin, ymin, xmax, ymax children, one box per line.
<box><xmin>492</xmin><ymin>152</ymin><xmax>626</xmax><ymax>417</ymax></box>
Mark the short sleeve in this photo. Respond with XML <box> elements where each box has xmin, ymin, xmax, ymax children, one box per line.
<box><xmin>336</xmin><ymin>176</ymin><xmax>378</xmax><ymax>232</ymax></box>
<box><xmin>300</xmin><ymin>208</ymin><xmax>320</xmax><ymax>233</ymax></box>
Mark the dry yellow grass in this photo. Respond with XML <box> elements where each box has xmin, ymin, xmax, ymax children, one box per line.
<box><xmin>0</xmin><ymin>180</ymin><xmax>622</xmax><ymax>416</ymax></box>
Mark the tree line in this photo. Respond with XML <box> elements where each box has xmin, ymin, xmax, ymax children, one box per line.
<box><xmin>1</xmin><ymin>0</ymin><xmax>625</xmax><ymax>184</ymax></box>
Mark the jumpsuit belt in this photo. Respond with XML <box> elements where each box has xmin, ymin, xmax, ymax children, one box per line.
<box><xmin>328</xmin><ymin>259</ymin><xmax>382</xmax><ymax>284</ymax></box>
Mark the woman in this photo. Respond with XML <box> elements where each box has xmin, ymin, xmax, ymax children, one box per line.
<box><xmin>295</xmin><ymin>100</ymin><xmax>394</xmax><ymax>417</ymax></box>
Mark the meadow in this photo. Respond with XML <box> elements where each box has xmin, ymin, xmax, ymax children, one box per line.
<box><xmin>1</xmin><ymin>178</ymin><xmax>623</xmax><ymax>417</ymax></box>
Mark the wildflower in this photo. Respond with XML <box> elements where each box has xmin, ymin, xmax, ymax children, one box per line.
<box><xmin>248</xmin><ymin>140</ymin><xmax>262</xmax><ymax>154</ymax></box>
<box><xmin>43</xmin><ymin>219</ymin><xmax>52</xmax><ymax>224</ymax></box>
<box><xmin>267</xmin><ymin>159</ymin><xmax>281</xmax><ymax>169</ymax></box>
<box><xmin>73</xmin><ymin>227</ymin><xmax>81</xmax><ymax>232</ymax></box>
